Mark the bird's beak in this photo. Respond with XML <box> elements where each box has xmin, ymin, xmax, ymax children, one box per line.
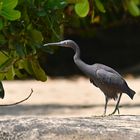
<box><xmin>43</xmin><ymin>41</ymin><xmax>67</xmax><ymax>47</ymax></box>
<box><xmin>43</xmin><ymin>40</ymin><xmax>71</xmax><ymax>48</ymax></box>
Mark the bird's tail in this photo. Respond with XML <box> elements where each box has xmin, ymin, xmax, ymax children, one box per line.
<box><xmin>126</xmin><ymin>88</ymin><xmax>136</xmax><ymax>100</ymax></box>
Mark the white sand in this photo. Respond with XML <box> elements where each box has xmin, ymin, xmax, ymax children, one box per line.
<box><xmin>1</xmin><ymin>76</ymin><xmax>140</xmax><ymax>117</ymax></box>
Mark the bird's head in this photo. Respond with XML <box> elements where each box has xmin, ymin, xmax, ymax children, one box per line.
<box><xmin>43</xmin><ymin>40</ymin><xmax>76</xmax><ymax>48</ymax></box>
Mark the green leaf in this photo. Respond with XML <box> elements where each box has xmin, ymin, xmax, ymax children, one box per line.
<box><xmin>31</xmin><ymin>59</ymin><xmax>47</xmax><ymax>82</ymax></box>
<box><xmin>0</xmin><ymin>73</ymin><xmax>5</xmax><ymax>80</ymax></box>
<box><xmin>0</xmin><ymin>34</ymin><xmax>6</xmax><ymax>45</ymax></box>
<box><xmin>126</xmin><ymin>0</ymin><xmax>140</xmax><ymax>16</ymax></box>
<box><xmin>22</xmin><ymin>7</ymin><xmax>30</xmax><ymax>24</ymax></box>
<box><xmin>91</xmin><ymin>9</ymin><xmax>95</xmax><ymax>23</ymax></box>
<box><xmin>15</xmin><ymin>69</ymin><xmax>27</xmax><ymax>79</ymax></box>
<box><xmin>0</xmin><ymin>58</ymin><xmax>15</xmax><ymax>72</ymax></box>
<box><xmin>41</xmin><ymin>46</ymin><xmax>56</xmax><ymax>54</ymax></box>
<box><xmin>37</xmin><ymin>9</ymin><xmax>47</xmax><ymax>17</ymax></box>
<box><xmin>1</xmin><ymin>9</ymin><xmax>21</xmax><ymax>20</ymax></box>
<box><xmin>133</xmin><ymin>0</ymin><xmax>140</xmax><ymax>5</ymax></box>
<box><xmin>0</xmin><ymin>19</ymin><xmax>3</xmax><ymax>30</ymax></box>
<box><xmin>0</xmin><ymin>81</ymin><xmax>4</xmax><ymax>99</ymax></box>
<box><xmin>75</xmin><ymin>0</ymin><xmax>89</xmax><ymax>17</ymax></box>
<box><xmin>45</xmin><ymin>0</ymin><xmax>67</xmax><ymax>10</ymax></box>
<box><xmin>15</xmin><ymin>44</ymin><xmax>25</xmax><ymax>58</ymax></box>
<box><xmin>0</xmin><ymin>52</ymin><xmax>8</xmax><ymax>64</ymax></box>
<box><xmin>29</xmin><ymin>29</ymin><xmax>44</xmax><ymax>43</ymax></box>
<box><xmin>2</xmin><ymin>0</ymin><xmax>18</xmax><ymax>9</ymax></box>
<box><xmin>5</xmin><ymin>66</ymin><xmax>15</xmax><ymax>80</ymax></box>
<box><xmin>0</xmin><ymin>2</ymin><xmax>3</xmax><ymax>11</ymax></box>
<box><xmin>67</xmin><ymin>0</ymin><xmax>82</xmax><ymax>4</ymax></box>
<box><xmin>19</xmin><ymin>59</ymin><xmax>34</xmax><ymax>75</ymax></box>
<box><xmin>95</xmin><ymin>0</ymin><xmax>106</xmax><ymax>13</ymax></box>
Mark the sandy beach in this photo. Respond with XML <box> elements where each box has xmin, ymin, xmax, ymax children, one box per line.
<box><xmin>0</xmin><ymin>76</ymin><xmax>139</xmax><ymax>117</ymax></box>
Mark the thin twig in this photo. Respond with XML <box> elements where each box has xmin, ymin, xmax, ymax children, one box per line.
<box><xmin>0</xmin><ymin>89</ymin><xmax>33</xmax><ymax>106</ymax></box>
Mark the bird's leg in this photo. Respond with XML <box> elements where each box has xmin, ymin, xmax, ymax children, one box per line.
<box><xmin>109</xmin><ymin>93</ymin><xmax>122</xmax><ymax>115</ymax></box>
<box><xmin>103</xmin><ymin>96</ymin><xmax>108</xmax><ymax>116</ymax></box>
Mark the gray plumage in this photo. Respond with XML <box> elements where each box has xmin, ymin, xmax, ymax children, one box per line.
<box><xmin>44</xmin><ymin>40</ymin><xmax>135</xmax><ymax>115</ymax></box>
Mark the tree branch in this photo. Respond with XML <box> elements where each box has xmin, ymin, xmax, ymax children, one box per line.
<box><xmin>0</xmin><ymin>89</ymin><xmax>33</xmax><ymax>106</ymax></box>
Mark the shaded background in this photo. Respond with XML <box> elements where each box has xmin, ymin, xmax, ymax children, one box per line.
<box><xmin>41</xmin><ymin>23</ymin><xmax>140</xmax><ymax>76</ymax></box>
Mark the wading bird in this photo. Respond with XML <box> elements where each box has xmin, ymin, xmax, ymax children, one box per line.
<box><xmin>44</xmin><ymin>40</ymin><xmax>135</xmax><ymax>115</ymax></box>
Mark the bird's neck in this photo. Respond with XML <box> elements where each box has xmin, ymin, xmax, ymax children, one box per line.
<box><xmin>71</xmin><ymin>43</ymin><xmax>91</xmax><ymax>75</ymax></box>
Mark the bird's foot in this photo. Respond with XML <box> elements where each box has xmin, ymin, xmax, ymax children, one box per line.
<box><xmin>101</xmin><ymin>114</ymin><xmax>106</xmax><ymax>117</ymax></box>
<box><xmin>109</xmin><ymin>108</ymin><xmax>120</xmax><ymax>116</ymax></box>
<box><xmin>100</xmin><ymin>112</ymin><xmax>109</xmax><ymax>117</ymax></box>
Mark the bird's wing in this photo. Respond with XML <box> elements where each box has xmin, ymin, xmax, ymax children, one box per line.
<box><xmin>96</xmin><ymin>69</ymin><xmax>124</xmax><ymax>89</ymax></box>
<box><xmin>95</xmin><ymin>63</ymin><xmax>121</xmax><ymax>77</ymax></box>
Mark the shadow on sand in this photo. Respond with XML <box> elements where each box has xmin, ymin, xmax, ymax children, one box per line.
<box><xmin>0</xmin><ymin>103</ymin><xmax>139</xmax><ymax>116</ymax></box>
